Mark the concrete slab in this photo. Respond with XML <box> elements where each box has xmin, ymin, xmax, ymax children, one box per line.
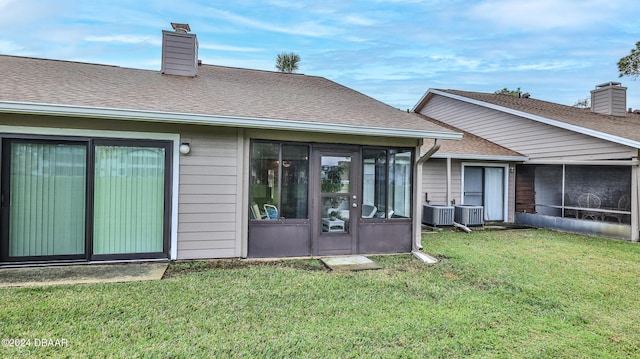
<box><xmin>0</xmin><ymin>262</ymin><xmax>168</xmax><ymax>288</ymax></box>
<box><xmin>321</xmin><ymin>256</ymin><xmax>382</xmax><ymax>271</ymax></box>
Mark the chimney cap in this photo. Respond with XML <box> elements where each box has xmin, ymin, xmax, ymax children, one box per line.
<box><xmin>595</xmin><ymin>81</ymin><xmax>622</xmax><ymax>89</ymax></box>
<box><xmin>171</xmin><ymin>23</ymin><xmax>191</xmax><ymax>33</ymax></box>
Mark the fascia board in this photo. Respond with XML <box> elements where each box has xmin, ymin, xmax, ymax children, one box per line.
<box><xmin>432</xmin><ymin>153</ymin><xmax>529</xmax><ymax>162</ymax></box>
<box><xmin>0</xmin><ymin>100</ymin><xmax>462</xmax><ymax>140</ymax></box>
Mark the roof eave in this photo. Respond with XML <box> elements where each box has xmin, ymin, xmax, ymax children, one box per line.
<box><xmin>0</xmin><ymin>100</ymin><xmax>462</xmax><ymax>140</ymax></box>
<box><xmin>432</xmin><ymin>153</ymin><xmax>529</xmax><ymax>162</ymax></box>
<box><xmin>421</xmin><ymin>89</ymin><xmax>640</xmax><ymax>149</ymax></box>
<box><xmin>412</xmin><ymin>88</ymin><xmax>434</xmax><ymax>113</ymax></box>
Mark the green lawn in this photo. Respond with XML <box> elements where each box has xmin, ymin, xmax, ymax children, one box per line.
<box><xmin>2</xmin><ymin>228</ymin><xmax>640</xmax><ymax>358</ymax></box>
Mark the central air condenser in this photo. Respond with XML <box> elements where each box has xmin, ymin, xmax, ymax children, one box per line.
<box><xmin>454</xmin><ymin>205</ymin><xmax>484</xmax><ymax>226</ymax></box>
<box><xmin>422</xmin><ymin>204</ymin><xmax>454</xmax><ymax>226</ymax></box>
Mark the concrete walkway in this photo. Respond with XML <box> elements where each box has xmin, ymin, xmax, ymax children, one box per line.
<box><xmin>0</xmin><ymin>262</ymin><xmax>168</xmax><ymax>288</ymax></box>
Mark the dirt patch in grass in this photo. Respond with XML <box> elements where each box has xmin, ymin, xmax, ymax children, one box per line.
<box><xmin>163</xmin><ymin>258</ymin><xmax>328</xmax><ymax>278</ymax></box>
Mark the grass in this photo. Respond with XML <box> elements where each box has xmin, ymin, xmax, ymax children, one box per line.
<box><xmin>1</xmin><ymin>228</ymin><xmax>640</xmax><ymax>358</ymax></box>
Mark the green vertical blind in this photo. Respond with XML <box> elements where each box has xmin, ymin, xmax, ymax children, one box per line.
<box><xmin>9</xmin><ymin>143</ymin><xmax>86</xmax><ymax>257</ymax></box>
<box><xmin>93</xmin><ymin>146</ymin><xmax>165</xmax><ymax>254</ymax></box>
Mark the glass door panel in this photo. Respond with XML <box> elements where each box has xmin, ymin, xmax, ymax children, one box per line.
<box><xmin>321</xmin><ymin>195</ymin><xmax>349</xmax><ymax>233</ymax></box>
<box><xmin>93</xmin><ymin>146</ymin><xmax>165</xmax><ymax>255</ymax></box>
<box><xmin>484</xmin><ymin>167</ymin><xmax>504</xmax><ymax>221</ymax></box>
<box><xmin>316</xmin><ymin>152</ymin><xmax>358</xmax><ymax>255</ymax></box>
<box><xmin>463</xmin><ymin>167</ymin><xmax>483</xmax><ymax>205</ymax></box>
<box><xmin>321</xmin><ymin>156</ymin><xmax>351</xmax><ymax>194</ymax></box>
<box><xmin>6</xmin><ymin>142</ymin><xmax>87</xmax><ymax>258</ymax></box>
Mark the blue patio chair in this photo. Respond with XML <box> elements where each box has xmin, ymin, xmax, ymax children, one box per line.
<box><xmin>264</xmin><ymin>204</ymin><xmax>279</xmax><ymax>219</ymax></box>
<box><xmin>251</xmin><ymin>203</ymin><xmax>268</xmax><ymax>219</ymax></box>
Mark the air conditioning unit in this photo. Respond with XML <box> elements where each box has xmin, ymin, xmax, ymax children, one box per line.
<box><xmin>454</xmin><ymin>205</ymin><xmax>484</xmax><ymax>226</ymax></box>
<box><xmin>422</xmin><ymin>204</ymin><xmax>454</xmax><ymax>226</ymax></box>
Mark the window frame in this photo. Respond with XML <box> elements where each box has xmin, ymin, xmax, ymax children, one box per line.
<box><xmin>361</xmin><ymin>147</ymin><xmax>414</xmax><ymax>220</ymax></box>
<box><xmin>249</xmin><ymin>140</ymin><xmax>310</xmax><ymax>223</ymax></box>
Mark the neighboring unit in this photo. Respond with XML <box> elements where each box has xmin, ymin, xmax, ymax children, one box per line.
<box><xmin>414</xmin><ymin>83</ymin><xmax>640</xmax><ymax>241</ymax></box>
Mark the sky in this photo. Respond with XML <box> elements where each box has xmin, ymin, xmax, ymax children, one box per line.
<box><xmin>1</xmin><ymin>0</ymin><xmax>639</xmax><ymax>111</ymax></box>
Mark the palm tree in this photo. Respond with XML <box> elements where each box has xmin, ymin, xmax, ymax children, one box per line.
<box><xmin>275</xmin><ymin>52</ymin><xmax>300</xmax><ymax>73</ymax></box>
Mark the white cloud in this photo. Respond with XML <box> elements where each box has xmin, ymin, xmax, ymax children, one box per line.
<box><xmin>0</xmin><ymin>40</ymin><xmax>23</xmax><ymax>53</ymax></box>
<box><xmin>512</xmin><ymin>61</ymin><xmax>576</xmax><ymax>71</ymax></box>
<box><xmin>468</xmin><ymin>0</ymin><xmax>623</xmax><ymax>31</ymax></box>
<box><xmin>0</xmin><ymin>0</ymin><xmax>15</xmax><ymax>9</ymax></box>
<box><xmin>199</xmin><ymin>43</ymin><xmax>262</xmax><ymax>52</ymax></box>
<box><xmin>85</xmin><ymin>35</ymin><xmax>161</xmax><ymax>46</ymax></box>
<box><xmin>428</xmin><ymin>54</ymin><xmax>482</xmax><ymax>70</ymax></box>
<box><xmin>342</xmin><ymin>15</ymin><xmax>377</xmax><ymax>26</ymax></box>
<box><xmin>205</xmin><ymin>8</ymin><xmax>337</xmax><ymax>38</ymax></box>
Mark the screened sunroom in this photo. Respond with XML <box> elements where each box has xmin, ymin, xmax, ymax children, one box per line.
<box><xmin>515</xmin><ymin>164</ymin><xmax>633</xmax><ymax>239</ymax></box>
<box><xmin>247</xmin><ymin>140</ymin><xmax>414</xmax><ymax>258</ymax></box>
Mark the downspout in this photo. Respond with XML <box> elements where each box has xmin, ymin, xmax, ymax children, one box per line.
<box><xmin>413</xmin><ymin>139</ymin><xmax>441</xmax><ymax>251</ymax></box>
<box><xmin>446</xmin><ymin>156</ymin><xmax>452</xmax><ymax>205</ymax></box>
<box><xmin>632</xmin><ymin>158</ymin><xmax>639</xmax><ymax>242</ymax></box>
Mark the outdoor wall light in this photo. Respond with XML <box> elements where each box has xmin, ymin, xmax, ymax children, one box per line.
<box><xmin>179</xmin><ymin>142</ymin><xmax>191</xmax><ymax>155</ymax></box>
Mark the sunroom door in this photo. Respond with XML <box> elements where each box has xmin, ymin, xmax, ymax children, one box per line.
<box><xmin>314</xmin><ymin>148</ymin><xmax>360</xmax><ymax>256</ymax></box>
<box><xmin>1</xmin><ymin>140</ymin><xmax>88</xmax><ymax>261</ymax></box>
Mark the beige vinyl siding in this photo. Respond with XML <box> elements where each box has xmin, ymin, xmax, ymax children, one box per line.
<box><xmin>423</xmin><ymin>159</ymin><xmax>447</xmax><ymax>205</ymax></box>
<box><xmin>422</xmin><ymin>159</ymin><xmax>462</xmax><ymax>206</ymax></box>
<box><xmin>177</xmin><ymin>128</ymin><xmax>239</xmax><ymax>259</ymax></box>
<box><xmin>448</xmin><ymin>160</ymin><xmax>462</xmax><ymax>204</ymax></box>
<box><xmin>421</xmin><ymin>95</ymin><xmax>636</xmax><ymax>160</ymax></box>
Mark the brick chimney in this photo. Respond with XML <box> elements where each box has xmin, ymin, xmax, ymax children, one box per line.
<box><xmin>161</xmin><ymin>23</ymin><xmax>199</xmax><ymax>77</ymax></box>
<box><xmin>590</xmin><ymin>82</ymin><xmax>626</xmax><ymax>117</ymax></box>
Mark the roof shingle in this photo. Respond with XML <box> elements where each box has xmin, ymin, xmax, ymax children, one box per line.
<box><xmin>0</xmin><ymin>55</ymin><xmax>455</xmax><ymax>136</ymax></box>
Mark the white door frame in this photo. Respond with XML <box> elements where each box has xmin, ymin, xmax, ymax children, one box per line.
<box><xmin>460</xmin><ymin>162</ymin><xmax>509</xmax><ymax>221</ymax></box>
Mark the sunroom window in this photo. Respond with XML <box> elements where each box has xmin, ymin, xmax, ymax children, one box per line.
<box><xmin>250</xmin><ymin>142</ymin><xmax>309</xmax><ymax>220</ymax></box>
<box><xmin>362</xmin><ymin>148</ymin><xmax>412</xmax><ymax>219</ymax></box>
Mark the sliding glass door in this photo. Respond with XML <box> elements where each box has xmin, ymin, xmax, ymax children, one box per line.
<box><xmin>463</xmin><ymin>165</ymin><xmax>505</xmax><ymax>221</ymax></box>
<box><xmin>1</xmin><ymin>137</ymin><xmax>171</xmax><ymax>263</ymax></box>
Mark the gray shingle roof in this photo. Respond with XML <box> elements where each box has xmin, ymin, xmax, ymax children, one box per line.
<box><xmin>0</xmin><ymin>54</ymin><xmax>457</xmax><ymax>138</ymax></box>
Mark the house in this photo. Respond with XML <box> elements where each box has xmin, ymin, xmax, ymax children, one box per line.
<box><xmin>414</xmin><ymin>83</ymin><xmax>640</xmax><ymax>241</ymax></box>
<box><xmin>0</xmin><ymin>23</ymin><xmax>461</xmax><ymax>265</ymax></box>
